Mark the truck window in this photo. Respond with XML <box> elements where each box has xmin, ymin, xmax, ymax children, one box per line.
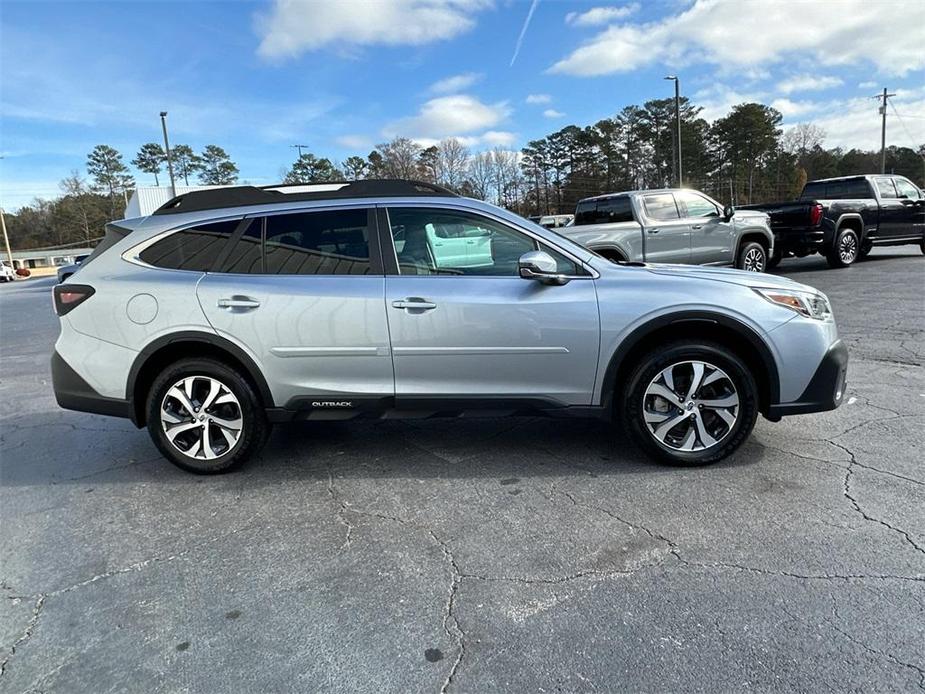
<box><xmin>574</xmin><ymin>197</ymin><xmax>633</xmax><ymax>225</ymax></box>
<box><xmin>642</xmin><ymin>194</ymin><xmax>680</xmax><ymax>221</ymax></box>
<box><xmin>893</xmin><ymin>178</ymin><xmax>922</xmax><ymax>199</ymax></box>
<box><xmin>842</xmin><ymin>179</ymin><xmax>872</xmax><ymax>198</ymax></box>
<box><xmin>874</xmin><ymin>178</ymin><xmax>898</xmax><ymax>198</ymax></box>
<box><xmin>677</xmin><ymin>191</ymin><xmax>720</xmax><ymax>218</ymax></box>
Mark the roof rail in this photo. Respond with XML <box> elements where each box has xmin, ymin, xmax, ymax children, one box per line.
<box><xmin>152</xmin><ymin>179</ymin><xmax>459</xmax><ymax>215</ymax></box>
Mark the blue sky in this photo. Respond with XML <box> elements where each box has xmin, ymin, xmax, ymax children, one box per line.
<box><xmin>1</xmin><ymin>0</ymin><xmax>923</xmax><ymax>209</ymax></box>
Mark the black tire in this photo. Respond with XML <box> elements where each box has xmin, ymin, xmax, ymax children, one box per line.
<box><xmin>146</xmin><ymin>358</ymin><xmax>269</xmax><ymax>474</ymax></box>
<box><xmin>826</xmin><ymin>227</ymin><xmax>859</xmax><ymax>268</ymax></box>
<box><xmin>735</xmin><ymin>241</ymin><xmax>767</xmax><ymax>272</ymax></box>
<box><xmin>622</xmin><ymin>340</ymin><xmax>759</xmax><ymax>466</ymax></box>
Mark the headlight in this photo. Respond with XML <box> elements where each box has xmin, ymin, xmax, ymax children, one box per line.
<box><xmin>754</xmin><ymin>288</ymin><xmax>832</xmax><ymax>320</ymax></box>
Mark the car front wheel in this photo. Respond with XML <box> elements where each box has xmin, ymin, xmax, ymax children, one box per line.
<box><xmin>736</xmin><ymin>241</ymin><xmax>767</xmax><ymax>272</ymax></box>
<box><xmin>622</xmin><ymin>341</ymin><xmax>759</xmax><ymax>465</ymax></box>
<box><xmin>146</xmin><ymin>358</ymin><xmax>269</xmax><ymax>474</ymax></box>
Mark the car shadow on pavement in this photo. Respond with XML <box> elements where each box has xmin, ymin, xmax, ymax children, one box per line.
<box><xmin>0</xmin><ymin>412</ymin><xmax>764</xmax><ymax>487</ymax></box>
<box><xmin>769</xmin><ymin>252</ymin><xmax>917</xmax><ymax>275</ymax></box>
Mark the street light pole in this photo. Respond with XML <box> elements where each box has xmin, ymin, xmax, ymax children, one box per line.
<box><xmin>160</xmin><ymin>111</ymin><xmax>177</xmax><ymax>198</ymax></box>
<box><xmin>664</xmin><ymin>75</ymin><xmax>682</xmax><ymax>187</ymax></box>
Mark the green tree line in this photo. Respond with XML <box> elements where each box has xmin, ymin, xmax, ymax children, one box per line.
<box><xmin>5</xmin><ymin>100</ymin><xmax>923</xmax><ymax>250</ymax></box>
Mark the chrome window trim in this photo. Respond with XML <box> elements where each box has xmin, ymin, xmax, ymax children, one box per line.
<box><xmin>380</xmin><ymin>201</ymin><xmax>599</xmax><ymax>279</ymax></box>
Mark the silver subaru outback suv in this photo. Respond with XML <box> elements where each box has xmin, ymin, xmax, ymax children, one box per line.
<box><xmin>52</xmin><ymin>180</ymin><xmax>847</xmax><ymax>473</ymax></box>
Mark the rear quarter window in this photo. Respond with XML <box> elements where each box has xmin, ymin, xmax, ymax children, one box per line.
<box><xmin>575</xmin><ymin>197</ymin><xmax>634</xmax><ymax>225</ymax></box>
<box><xmin>139</xmin><ymin>219</ymin><xmax>239</xmax><ymax>271</ymax></box>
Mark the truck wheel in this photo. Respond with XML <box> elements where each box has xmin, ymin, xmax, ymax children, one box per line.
<box><xmin>146</xmin><ymin>358</ymin><xmax>270</xmax><ymax>474</ymax></box>
<box><xmin>827</xmin><ymin>228</ymin><xmax>859</xmax><ymax>268</ymax></box>
<box><xmin>622</xmin><ymin>341</ymin><xmax>758</xmax><ymax>466</ymax></box>
<box><xmin>736</xmin><ymin>241</ymin><xmax>767</xmax><ymax>272</ymax></box>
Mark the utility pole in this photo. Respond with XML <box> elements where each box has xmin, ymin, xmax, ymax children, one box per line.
<box><xmin>160</xmin><ymin>112</ymin><xmax>177</xmax><ymax>198</ymax></box>
<box><xmin>291</xmin><ymin>144</ymin><xmax>309</xmax><ymax>158</ymax></box>
<box><xmin>876</xmin><ymin>88</ymin><xmax>895</xmax><ymax>174</ymax></box>
<box><xmin>0</xmin><ymin>156</ymin><xmax>12</xmax><ymax>269</ymax></box>
<box><xmin>1</xmin><ymin>207</ymin><xmax>13</xmax><ymax>269</ymax></box>
<box><xmin>664</xmin><ymin>75</ymin><xmax>682</xmax><ymax>187</ymax></box>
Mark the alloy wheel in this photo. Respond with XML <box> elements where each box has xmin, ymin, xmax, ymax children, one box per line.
<box><xmin>642</xmin><ymin>360</ymin><xmax>739</xmax><ymax>452</ymax></box>
<box><xmin>160</xmin><ymin>376</ymin><xmax>243</xmax><ymax>459</ymax></box>
<box><xmin>743</xmin><ymin>247</ymin><xmax>765</xmax><ymax>272</ymax></box>
<box><xmin>839</xmin><ymin>233</ymin><xmax>858</xmax><ymax>264</ymax></box>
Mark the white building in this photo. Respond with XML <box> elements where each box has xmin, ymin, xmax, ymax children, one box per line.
<box><xmin>125</xmin><ymin>185</ymin><xmax>227</xmax><ymax>218</ymax></box>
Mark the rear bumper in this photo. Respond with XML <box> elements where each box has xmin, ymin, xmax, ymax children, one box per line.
<box><xmin>52</xmin><ymin>351</ymin><xmax>133</xmax><ymax>420</ymax></box>
<box><xmin>774</xmin><ymin>229</ymin><xmax>825</xmax><ymax>253</ymax></box>
<box><xmin>766</xmin><ymin>340</ymin><xmax>848</xmax><ymax>418</ymax></box>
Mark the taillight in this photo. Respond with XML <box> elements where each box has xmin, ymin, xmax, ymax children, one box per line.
<box><xmin>809</xmin><ymin>203</ymin><xmax>824</xmax><ymax>227</ymax></box>
<box><xmin>53</xmin><ymin>284</ymin><xmax>95</xmax><ymax>316</ymax></box>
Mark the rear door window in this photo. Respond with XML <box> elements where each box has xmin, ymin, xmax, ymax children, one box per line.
<box><xmin>642</xmin><ymin>194</ymin><xmax>680</xmax><ymax>221</ymax></box>
<box><xmin>875</xmin><ymin>178</ymin><xmax>898</xmax><ymax>199</ymax></box>
<box><xmin>575</xmin><ymin>197</ymin><xmax>634</xmax><ymax>225</ymax></box>
<box><xmin>139</xmin><ymin>219</ymin><xmax>240</xmax><ymax>271</ymax></box>
<box><xmin>264</xmin><ymin>208</ymin><xmax>372</xmax><ymax>275</ymax></box>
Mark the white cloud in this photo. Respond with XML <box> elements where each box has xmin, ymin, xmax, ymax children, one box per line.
<box><xmin>429</xmin><ymin>72</ymin><xmax>482</xmax><ymax>94</ymax></box>
<box><xmin>384</xmin><ymin>95</ymin><xmax>511</xmax><ymax>139</ymax></box>
<box><xmin>336</xmin><ymin>135</ymin><xmax>373</xmax><ymax>150</ymax></box>
<box><xmin>693</xmin><ymin>84</ymin><xmax>766</xmax><ymax>122</ymax></box>
<box><xmin>480</xmin><ymin>130</ymin><xmax>517</xmax><ymax>146</ymax></box>
<box><xmin>777</xmin><ymin>75</ymin><xmax>843</xmax><ymax>94</ymax></box>
<box><xmin>813</xmin><ymin>94</ymin><xmax>925</xmax><ymax>150</ymax></box>
<box><xmin>525</xmin><ymin>93</ymin><xmax>552</xmax><ymax>104</ymax></box>
<box><xmin>565</xmin><ymin>4</ymin><xmax>639</xmax><ymax>27</ymax></box>
<box><xmin>770</xmin><ymin>98</ymin><xmax>815</xmax><ymax>117</ymax></box>
<box><xmin>543</xmin><ymin>109</ymin><xmax>565</xmax><ymax>118</ymax></box>
<box><xmin>858</xmin><ymin>81</ymin><xmax>878</xmax><ymax>89</ymax></box>
<box><xmin>551</xmin><ymin>0</ymin><xmax>925</xmax><ymax>77</ymax></box>
<box><xmin>256</xmin><ymin>0</ymin><xmax>493</xmax><ymax>60</ymax></box>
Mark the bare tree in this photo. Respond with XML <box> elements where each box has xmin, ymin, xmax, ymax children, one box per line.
<box><xmin>377</xmin><ymin>137</ymin><xmax>421</xmax><ymax>179</ymax></box>
<box><xmin>782</xmin><ymin>123</ymin><xmax>826</xmax><ymax>157</ymax></box>
<box><xmin>467</xmin><ymin>151</ymin><xmax>494</xmax><ymax>200</ymax></box>
<box><xmin>437</xmin><ymin>138</ymin><xmax>470</xmax><ymax>190</ymax></box>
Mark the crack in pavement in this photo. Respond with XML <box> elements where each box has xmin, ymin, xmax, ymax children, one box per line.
<box><xmin>828</xmin><ymin>594</ymin><xmax>925</xmax><ymax>691</ymax></box>
<box><xmin>0</xmin><ymin>516</ymin><xmax>263</xmax><ymax>676</ymax></box>
<box><xmin>830</xmin><ymin>439</ymin><xmax>925</xmax><ymax>558</ymax></box>
<box><xmin>429</xmin><ymin>531</ymin><xmax>465</xmax><ymax>694</ymax></box>
<box><xmin>671</xmin><ymin>553</ymin><xmax>924</xmax><ymax>583</ymax></box>
<box><xmin>326</xmin><ymin>467</ymin><xmax>354</xmax><ymax>550</ymax></box>
<box><xmin>0</xmin><ymin>595</ymin><xmax>45</xmax><ymax>676</ymax></box>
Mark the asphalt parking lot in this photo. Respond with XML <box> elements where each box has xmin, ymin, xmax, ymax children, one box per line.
<box><xmin>1</xmin><ymin>249</ymin><xmax>923</xmax><ymax>693</ymax></box>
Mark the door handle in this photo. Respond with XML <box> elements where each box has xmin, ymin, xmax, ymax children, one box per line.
<box><xmin>648</xmin><ymin>227</ymin><xmax>660</xmax><ymax>234</ymax></box>
<box><xmin>217</xmin><ymin>297</ymin><xmax>261</xmax><ymax>309</ymax></box>
<box><xmin>691</xmin><ymin>224</ymin><xmax>704</xmax><ymax>230</ymax></box>
<box><xmin>392</xmin><ymin>298</ymin><xmax>437</xmax><ymax>310</ymax></box>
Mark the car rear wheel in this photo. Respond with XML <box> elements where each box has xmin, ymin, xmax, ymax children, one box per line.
<box><xmin>622</xmin><ymin>341</ymin><xmax>759</xmax><ymax>465</ymax></box>
<box><xmin>736</xmin><ymin>241</ymin><xmax>767</xmax><ymax>272</ymax></box>
<box><xmin>146</xmin><ymin>358</ymin><xmax>269</xmax><ymax>474</ymax></box>
<box><xmin>826</xmin><ymin>228</ymin><xmax>859</xmax><ymax>268</ymax></box>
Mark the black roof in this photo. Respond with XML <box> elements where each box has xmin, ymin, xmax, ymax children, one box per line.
<box><xmin>152</xmin><ymin>179</ymin><xmax>458</xmax><ymax>216</ymax></box>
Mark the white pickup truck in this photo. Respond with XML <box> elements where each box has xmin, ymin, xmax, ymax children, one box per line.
<box><xmin>561</xmin><ymin>188</ymin><xmax>775</xmax><ymax>272</ymax></box>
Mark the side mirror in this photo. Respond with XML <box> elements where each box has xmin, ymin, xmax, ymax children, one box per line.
<box><xmin>518</xmin><ymin>250</ymin><xmax>570</xmax><ymax>286</ymax></box>
<box><xmin>723</xmin><ymin>205</ymin><xmax>735</xmax><ymax>222</ymax></box>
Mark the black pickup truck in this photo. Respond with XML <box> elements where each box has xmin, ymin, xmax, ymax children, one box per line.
<box><xmin>739</xmin><ymin>174</ymin><xmax>925</xmax><ymax>268</ymax></box>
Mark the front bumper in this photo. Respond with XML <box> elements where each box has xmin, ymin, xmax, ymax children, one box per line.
<box><xmin>766</xmin><ymin>340</ymin><xmax>848</xmax><ymax>418</ymax></box>
<box><xmin>52</xmin><ymin>351</ymin><xmax>133</xmax><ymax>419</ymax></box>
